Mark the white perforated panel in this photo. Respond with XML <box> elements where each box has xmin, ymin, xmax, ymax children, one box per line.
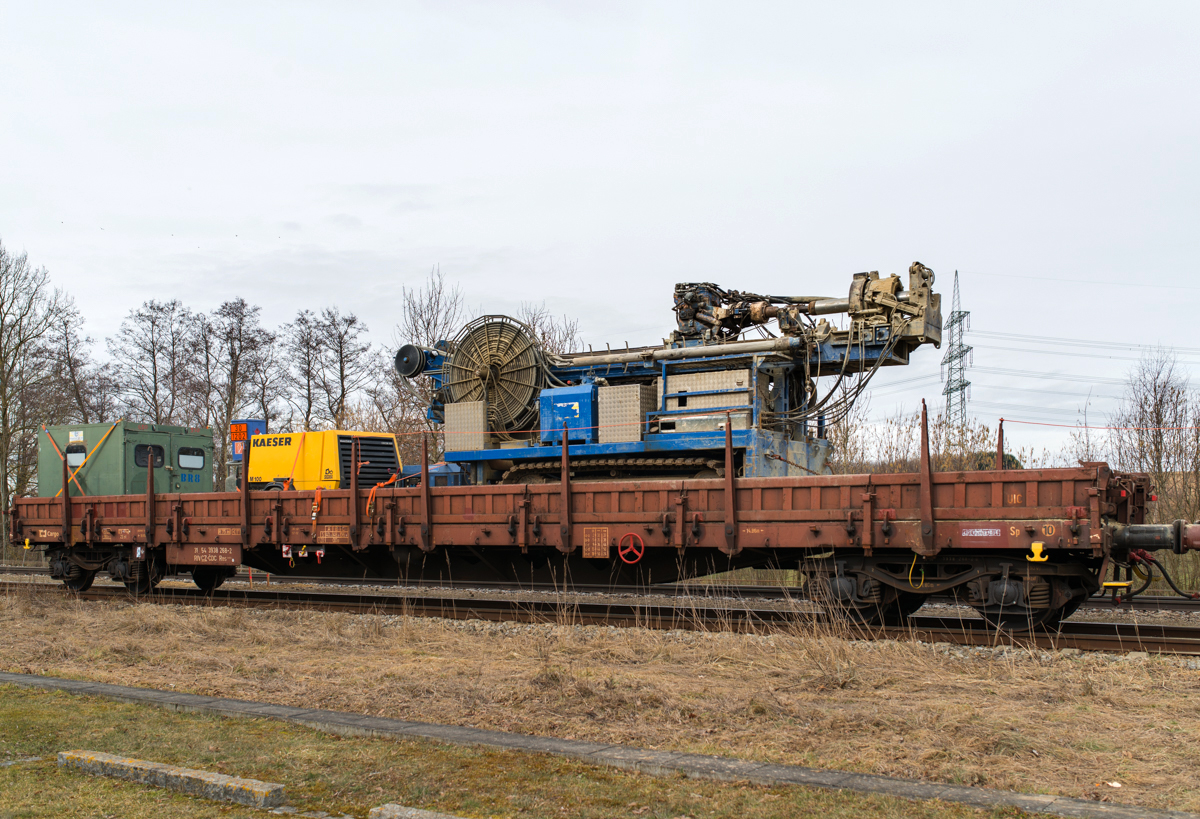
<box><xmin>598</xmin><ymin>385</ymin><xmax>656</xmax><ymax>443</ymax></box>
<box><xmin>444</xmin><ymin>401</ymin><xmax>489</xmax><ymax>451</ymax></box>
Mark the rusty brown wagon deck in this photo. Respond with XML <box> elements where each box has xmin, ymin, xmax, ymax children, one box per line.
<box><xmin>11</xmin><ymin>451</ymin><xmax>1145</xmax><ymax>568</ymax></box>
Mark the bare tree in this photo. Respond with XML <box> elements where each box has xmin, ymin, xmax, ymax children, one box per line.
<box><xmin>191</xmin><ymin>299</ymin><xmax>271</xmax><ymax>479</ymax></box>
<box><xmin>0</xmin><ymin>239</ymin><xmax>73</xmax><ymax>551</ymax></box>
<box><xmin>398</xmin><ymin>266</ymin><xmax>465</xmax><ymax>350</ymax></box>
<box><xmin>829</xmin><ymin>399</ymin><xmax>1048</xmax><ymax>476</ymax></box>
<box><xmin>50</xmin><ymin>307</ymin><xmax>118</xmax><ymax>424</ymax></box>
<box><xmin>246</xmin><ymin>328</ymin><xmax>288</xmax><ymax>432</ymax></box>
<box><xmin>1059</xmin><ymin>349</ymin><xmax>1200</xmax><ymax>587</ymax></box>
<box><xmin>825</xmin><ymin>392</ymin><xmax>873</xmax><ymax>474</ymax></box>
<box><xmin>376</xmin><ymin>267</ymin><xmax>468</xmax><ymax>461</ymax></box>
<box><xmin>283</xmin><ymin>310</ymin><xmax>324</xmax><ymax>431</ymax></box>
<box><xmin>1104</xmin><ymin>349</ymin><xmax>1200</xmax><ymax>525</ymax></box>
<box><xmin>108</xmin><ymin>299</ymin><xmax>196</xmax><ymax>425</ymax></box>
<box><xmin>189</xmin><ymin>311</ymin><xmax>221</xmax><ymax>429</ymax></box>
<box><xmin>1066</xmin><ymin>390</ymin><xmax>1105</xmax><ymax>465</ymax></box>
<box><xmin>517</xmin><ymin>300</ymin><xmax>582</xmax><ymax>355</ymax></box>
<box><xmin>316</xmin><ymin>307</ymin><xmax>372</xmax><ymax>428</ymax></box>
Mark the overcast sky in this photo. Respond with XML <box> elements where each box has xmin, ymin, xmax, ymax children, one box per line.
<box><xmin>3</xmin><ymin>2</ymin><xmax>1198</xmax><ymax>452</ymax></box>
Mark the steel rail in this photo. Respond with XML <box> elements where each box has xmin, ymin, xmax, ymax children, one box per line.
<box><xmin>4</xmin><ymin>580</ymin><xmax>1199</xmax><ymax>655</ymax></box>
<box><xmin>5</xmin><ymin>564</ymin><xmax>1200</xmax><ymax>611</ymax></box>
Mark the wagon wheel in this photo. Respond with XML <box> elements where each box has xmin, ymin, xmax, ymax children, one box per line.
<box><xmin>981</xmin><ymin>605</ymin><xmax>1067</xmax><ymax>633</ymax></box>
<box><xmin>124</xmin><ymin>573</ymin><xmax>152</xmax><ymax>595</ymax></box>
<box><xmin>832</xmin><ymin>603</ymin><xmax>882</xmax><ymax>626</ymax></box>
<box><xmin>882</xmin><ymin>591</ymin><xmax>927</xmax><ymax>625</ymax></box>
<box><xmin>823</xmin><ymin>586</ymin><xmax>924</xmax><ymax>628</ymax></box>
<box><xmin>981</xmin><ymin>578</ymin><xmax>1084</xmax><ymax>633</ymax></box>
<box><xmin>62</xmin><ymin>567</ymin><xmax>95</xmax><ymax>593</ymax></box>
<box><xmin>124</xmin><ymin>559</ymin><xmax>162</xmax><ymax>596</ymax></box>
<box><xmin>191</xmin><ymin>568</ymin><xmax>227</xmax><ymax>594</ymax></box>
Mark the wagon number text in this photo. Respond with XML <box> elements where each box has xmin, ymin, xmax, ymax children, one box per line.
<box><xmin>1009</xmin><ymin>524</ymin><xmax>1056</xmax><ymax>536</ymax></box>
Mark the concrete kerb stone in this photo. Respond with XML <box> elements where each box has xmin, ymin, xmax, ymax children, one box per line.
<box><xmin>289</xmin><ymin>711</ymin><xmax>417</xmax><ymax>740</ymax></box>
<box><xmin>581</xmin><ymin>746</ymin><xmax>689</xmax><ymax>777</ymax></box>
<box><xmin>58</xmin><ymin>749</ymin><xmax>285</xmax><ymax>808</ymax></box>
<box><xmin>382</xmin><ymin>723</ymin><xmax>492</xmax><ymax>744</ymax></box>
<box><xmin>746</xmin><ymin>762</ymin><xmax>853</xmax><ymax>788</ymax></box>
<box><xmin>484</xmin><ymin>735</ymin><xmax>615</xmax><ymax>757</ymax></box>
<box><xmin>2</xmin><ymin>672</ymin><xmax>1196</xmax><ymax>819</ymax></box>
<box><xmin>369</xmin><ymin>804</ymin><xmax>471</xmax><ymax>819</ymax></box>
<box><xmin>621</xmin><ymin>750</ymin><xmax>764</xmax><ymax>781</ymax></box>
<box><xmin>1041</xmin><ymin>801</ymin><xmax>1200</xmax><ymax>819</ymax></box>
<box><xmin>837</xmin><ymin>774</ymin><xmax>957</xmax><ymax>803</ymax></box>
<box><xmin>928</xmin><ymin>784</ymin><xmax>1058</xmax><ymax>812</ymax></box>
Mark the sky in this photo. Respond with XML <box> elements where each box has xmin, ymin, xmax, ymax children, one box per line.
<box><xmin>2</xmin><ymin>2</ymin><xmax>1198</xmax><ymax>453</ymax></box>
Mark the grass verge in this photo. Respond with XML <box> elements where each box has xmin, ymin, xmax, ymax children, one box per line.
<box><xmin>2</xmin><ymin>584</ymin><xmax>1198</xmax><ymax>811</ymax></box>
<box><xmin>0</xmin><ymin>685</ymin><xmax>1027</xmax><ymax>819</ymax></box>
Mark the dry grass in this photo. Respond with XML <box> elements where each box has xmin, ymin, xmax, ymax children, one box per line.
<box><xmin>2</xmin><ymin>584</ymin><xmax>1199</xmax><ymax>812</ymax></box>
<box><xmin>0</xmin><ymin>686</ymin><xmax>1022</xmax><ymax>819</ymax></box>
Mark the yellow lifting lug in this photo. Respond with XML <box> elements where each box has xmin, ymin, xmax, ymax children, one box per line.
<box><xmin>1026</xmin><ymin>542</ymin><xmax>1049</xmax><ymax>562</ymax></box>
<box><xmin>1102</xmin><ymin>581</ymin><xmax>1134</xmax><ymax>589</ymax></box>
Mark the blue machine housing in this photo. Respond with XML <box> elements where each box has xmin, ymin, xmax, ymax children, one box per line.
<box><xmin>540</xmin><ymin>383</ymin><xmax>598</xmax><ymax>444</ymax></box>
<box><xmin>416</xmin><ymin>342</ymin><xmax>841</xmax><ymax>485</ymax></box>
<box><xmin>400</xmin><ymin>462</ymin><xmax>468</xmax><ymax>487</ymax></box>
<box><xmin>397</xmin><ymin>266</ymin><xmax>942</xmax><ymax>485</ymax></box>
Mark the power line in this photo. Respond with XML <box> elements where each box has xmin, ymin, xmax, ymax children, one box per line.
<box><xmin>972</xmin><ymin>400</ymin><xmax>1086</xmax><ymax>417</ymax></box>
<box><xmin>972</xmin><ymin>343</ymin><xmax>1150</xmax><ymax>363</ymax></box>
<box><xmin>972</xmin><ymin>366</ymin><xmax>1126</xmax><ymax>385</ymax></box>
<box><xmin>866</xmin><ymin>372</ymin><xmax>942</xmax><ymax>388</ymax></box>
<box><xmin>867</xmin><ymin>374</ymin><xmax>1121</xmax><ymax>401</ymax></box>
<box><xmin>969</xmin><ymin>383</ymin><xmax>1122</xmax><ymax>400</ymax></box>
<box><xmin>970</xmin><ymin>270</ymin><xmax>1200</xmax><ymax>292</ymax></box>
<box><xmin>867</xmin><ymin>375</ymin><xmax>942</xmax><ymax>397</ymax></box>
<box><xmin>971</xmin><ymin>329</ymin><xmax>1200</xmax><ymax>354</ymax></box>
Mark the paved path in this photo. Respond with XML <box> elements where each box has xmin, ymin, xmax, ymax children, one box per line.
<box><xmin>1</xmin><ymin>671</ymin><xmax>1193</xmax><ymax>819</ymax></box>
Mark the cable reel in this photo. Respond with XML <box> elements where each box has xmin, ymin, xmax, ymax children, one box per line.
<box><xmin>443</xmin><ymin>315</ymin><xmax>546</xmax><ymax>435</ymax></box>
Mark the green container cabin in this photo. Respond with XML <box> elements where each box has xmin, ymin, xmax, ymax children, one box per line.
<box><xmin>37</xmin><ymin>422</ymin><xmax>215</xmax><ymax>497</ymax></box>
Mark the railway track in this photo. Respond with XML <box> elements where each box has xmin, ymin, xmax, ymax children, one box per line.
<box><xmin>5</xmin><ymin>564</ymin><xmax>1199</xmax><ymax>611</ymax></box>
<box><xmin>5</xmin><ymin>578</ymin><xmax>1199</xmax><ymax>655</ymax></box>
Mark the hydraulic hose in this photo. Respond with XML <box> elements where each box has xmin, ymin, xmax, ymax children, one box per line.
<box><xmin>1147</xmin><ymin>556</ymin><xmax>1200</xmax><ymax>600</ymax></box>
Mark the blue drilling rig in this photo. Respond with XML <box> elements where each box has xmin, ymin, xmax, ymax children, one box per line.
<box><xmin>395</xmin><ymin>263</ymin><xmax>942</xmax><ymax>485</ymax></box>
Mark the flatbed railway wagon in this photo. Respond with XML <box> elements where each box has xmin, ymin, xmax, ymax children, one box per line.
<box><xmin>12</xmin><ymin>413</ymin><xmax>1200</xmax><ymax>630</ymax></box>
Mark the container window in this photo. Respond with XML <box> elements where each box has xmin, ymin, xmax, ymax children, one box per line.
<box><xmin>178</xmin><ymin>447</ymin><xmax>205</xmax><ymax>470</ymax></box>
<box><xmin>134</xmin><ymin>444</ymin><xmax>165</xmax><ymax>468</ymax></box>
<box><xmin>65</xmin><ymin>444</ymin><xmax>86</xmax><ymax>467</ymax></box>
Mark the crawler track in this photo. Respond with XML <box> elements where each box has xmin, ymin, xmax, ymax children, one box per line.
<box><xmin>5</xmin><ymin>579</ymin><xmax>1200</xmax><ymax>655</ymax></box>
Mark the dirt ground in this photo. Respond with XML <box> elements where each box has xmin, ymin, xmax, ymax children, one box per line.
<box><xmin>2</xmin><ymin>582</ymin><xmax>1198</xmax><ymax>813</ymax></box>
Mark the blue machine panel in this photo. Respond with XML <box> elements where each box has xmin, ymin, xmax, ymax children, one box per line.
<box><xmin>401</xmin><ymin>463</ymin><xmax>468</xmax><ymax>486</ymax></box>
<box><xmin>540</xmin><ymin>384</ymin><xmax>598</xmax><ymax>444</ymax></box>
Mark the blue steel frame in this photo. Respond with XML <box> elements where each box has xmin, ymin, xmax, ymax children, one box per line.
<box><xmin>416</xmin><ymin>332</ymin><xmax>906</xmax><ymax>484</ymax></box>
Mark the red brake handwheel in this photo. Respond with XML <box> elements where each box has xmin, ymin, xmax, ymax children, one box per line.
<box><xmin>618</xmin><ymin>532</ymin><xmax>645</xmax><ymax>564</ymax></box>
